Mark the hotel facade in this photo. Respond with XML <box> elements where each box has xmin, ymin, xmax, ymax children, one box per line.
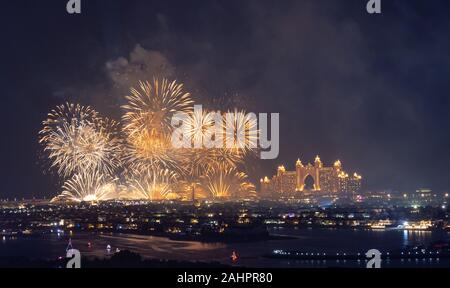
<box><xmin>260</xmin><ymin>156</ymin><xmax>362</xmax><ymax>198</ymax></box>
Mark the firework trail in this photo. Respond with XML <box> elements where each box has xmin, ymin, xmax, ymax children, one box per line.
<box><xmin>201</xmin><ymin>165</ymin><xmax>256</xmax><ymax>199</ymax></box>
<box><xmin>124</xmin><ymin>168</ymin><xmax>178</xmax><ymax>201</ymax></box>
<box><xmin>52</xmin><ymin>170</ymin><xmax>118</xmax><ymax>203</ymax></box>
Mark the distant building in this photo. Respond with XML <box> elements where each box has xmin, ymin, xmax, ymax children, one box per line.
<box><xmin>338</xmin><ymin>172</ymin><xmax>362</xmax><ymax>199</ymax></box>
<box><xmin>411</xmin><ymin>188</ymin><xmax>438</xmax><ymax>207</ymax></box>
<box><xmin>260</xmin><ymin>156</ymin><xmax>362</xmax><ymax>198</ymax></box>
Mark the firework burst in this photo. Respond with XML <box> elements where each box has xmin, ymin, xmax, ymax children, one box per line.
<box><xmin>201</xmin><ymin>165</ymin><xmax>256</xmax><ymax>199</ymax></box>
<box><xmin>175</xmin><ymin>107</ymin><xmax>258</xmax><ymax>201</ymax></box>
<box><xmin>181</xmin><ymin>106</ymin><xmax>216</xmax><ymax>147</ymax></box>
<box><xmin>124</xmin><ymin>169</ymin><xmax>178</xmax><ymax>201</ymax></box>
<box><xmin>40</xmin><ymin>78</ymin><xmax>258</xmax><ymax>203</ymax></box>
<box><xmin>222</xmin><ymin>109</ymin><xmax>258</xmax><ymax>158</ymax></box>
<box><xmin>123</xmin><ymin>130</ymin><xmax>182</xmax><ymax>176</ymax></box>
<box><xmin>39</xmin><ymin>103</ymin><xmax>122</xmax><ymax>178</ymax></box>
<box><xmin>52</xmin><ymin>170</ymin><xmax>118</xmax><ymax>203</ymax></box>
<box><xmin>122</xmin><ymin>78</ymin><xmax>193</xmax><ymax>138</ymax></box>
<box><xmin>179</xmin><ymin>108</ymin><xmax>255</xmax><ymax>173</ymax></box>
<box><xmin>40</xmin><ymin>102</ymin><xmax>99</xmax><ymax>128</ymax></box>
<box><xmin>121</xmin><ymin>78</ymin><xmax>193</xmax><ymax>174</ymax></box>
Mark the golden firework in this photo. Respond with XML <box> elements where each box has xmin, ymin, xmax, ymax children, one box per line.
<box><xmin>121</xmin><ymin>78</ymin><xmax>193</xmax><ymax>174</ymax></box>
<box><xmin>39</xmin><ymin>103</ymin><xmax>122</xmax><ymax>178</ymax></box>
<box><xmin>222</xmin><ymin>109</ymin><xmax>258</xmax><ymax>158</ymax></box>
<box><xmin>122</xmin><ymin>78</ymin><xmax>193</xmax><ymax>138</ymax></box>
<box><xmin>201</xmin><ymin>165</ymin><xmax>256</xmax><ymax>200</ymax></box>
<box><xmin>123</xmin><ymin>130</ymin><xmax>181</xmax><ymax>175</ymax></box>
<box><xmin>40</xmin><ymin>78</ymin><xmax>258</xmax><ymax>203</ymax></box>
<box><xmin>124</xmin><ymin>168</ymin><xmax>178</xmax><ymax>201</ymax></box>
<box><xmin>52</xmin><ymin>170</ymin><xmax>118</xmax><ymax>203</ymax></box>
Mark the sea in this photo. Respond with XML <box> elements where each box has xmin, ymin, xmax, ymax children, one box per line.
<box><xmin>1</xmin><ymin>228</ymin><xmax>449</xmax><ymax>268</ymax></box>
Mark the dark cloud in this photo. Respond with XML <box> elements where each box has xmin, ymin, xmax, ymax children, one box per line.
<box><xmin>105</xmin><ymin>44</ymin><xmax>175</xmax><ymax>94</ymax></box>
<box><xmin>2</xmin><ymin>0</ymin><xmax>450</xmax><ymax>198</ymax></box>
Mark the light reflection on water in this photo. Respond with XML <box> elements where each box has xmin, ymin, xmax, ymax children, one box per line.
<box><xmin>1</xmin><ymin>228</ymin><xmax>449</xmax><ymax>267</ymax></box>
<box><xmin>401</xmin><ymin>229</ymin><xmax>434</xmax><ymax>247</ymax></box>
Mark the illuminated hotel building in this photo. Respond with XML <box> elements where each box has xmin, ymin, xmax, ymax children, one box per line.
<box><xmin>338</xmin><ymin>172</ymin><xmax>362</xmax><ymax>199</ymax></box>
<box><xmin>260</xmin><ymin>156</ymin><xmax>362</xmax><ymax>197</ymax></box>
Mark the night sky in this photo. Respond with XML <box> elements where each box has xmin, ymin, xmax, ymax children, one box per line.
<box><xmin>1</xmin><ymin>0</ymin><xmax>450</xmax><ymax>199</ymax></box>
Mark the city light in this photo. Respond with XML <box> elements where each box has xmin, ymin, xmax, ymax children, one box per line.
<box><xmin>3</xmin><ymin>0</ymin><xmax>450</xmax><ymax>271</ymax></box>
<box><xmin>261</xmin><ymin>158</ymin><xmax>362</xmax><ymax>197</ymax></box>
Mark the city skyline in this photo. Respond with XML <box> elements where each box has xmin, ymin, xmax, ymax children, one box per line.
<box><xmin>1</xmin><ymin>0</ymin><xmax>450</xmax><ymax>270</ymax></box>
